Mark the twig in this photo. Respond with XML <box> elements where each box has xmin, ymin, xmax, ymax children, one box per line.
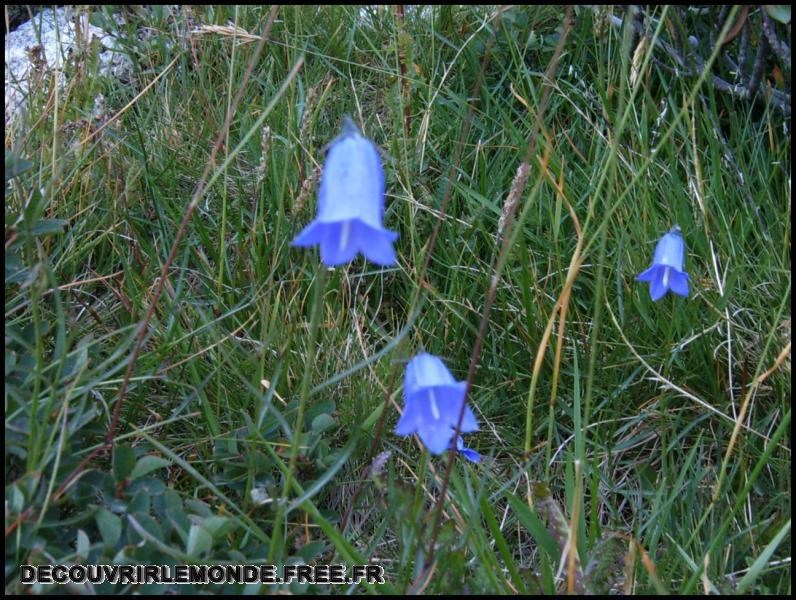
<box><xmin>719</xmin><ymin>5</ymin><xmax>748</xmax><ymax>46</ymax></box>
<box><xmin>747</xmin><ymin>31</ymin><xmax>769</xmax><ymax>100</ymax></box>
<box><xmin>601</xmin><ymin>8</ymin><xmax>791</xmax><ymax>116</ymax></box>
<box><xmin>761</xmin><ymin>10</ymin><xmax>791</xmax><ymax>65</ymax></box>
<box><xmin>738</xmin><ymin>20</ymin><xmax>749</xmax><ymax>77</ymax></box>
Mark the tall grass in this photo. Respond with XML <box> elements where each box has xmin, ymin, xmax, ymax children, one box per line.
<box><xmin>5</xmin><ymin>5</ymin><xmax>790</xmax><ymax>594</ymax></box>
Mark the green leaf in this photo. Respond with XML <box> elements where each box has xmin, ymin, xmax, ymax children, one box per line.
<box><xmin>296</xmin><ymin>540</ymin><xmax>326</xmax><ymax>562</ymax></box>
<box><xmin>128</xmin><ymin>490</ymin><xmax>151</xmax><ymax>514</ymax></box>
<box><xmin>186</xmin><ymin>523</ymin><xmax>213</xmax><ymax>557</ymax></box>
<box><xmin>287</xmin><ymin>428</ymin><xmax>358</xmax><ymax>513</ymax></box>
<box><xmin>736</xmin><ymin>519</ymin><xmax>791</xmax><ymax>593</ymax></box>
<box><xmin>76</xmin><ymin>529</ymin><xmax>91</xmax><ymax>560</ymax></box>
<box><xmin>9</xmin><ymin>485</ymin><xmax>25</xmax><ymax>514</ymax></box>
<box><xmin>5</xmin><ymin>254</ymin><xmax>27</xmax><ymax>285</ymax></box>
<box><xmin>127</xmin><ymin>512</ymin><xmax>163</xmax><ymax>546</ymax></box>
<box><xmin>505</xmin><ymin>493</ymin><xmax>558</xmax><ymax>558</ymax></box>
<box><xmin>765</xmin><ymin>5</ymin><xmax>791</xmax><ymax>24</ymax></box>
<box><xmin>113</xmin><ymin>445</ymin><xmax>136</xmax><ymax>482</ymax></box>
<box><xmin>310</xmin><ymin>413</ymin><xmax>335</xmax><ymax>433</ymax></box>
<box><xmin>127</xmin><ymin>477</ymin><xmax>166</xmax><ymax>496</ymax></box>
<box><xmin>5</xmin><ymin>150</ymin><xmax>33</xmax><ymax>183</ymax></box>
<box><xmin>96</xmin><ymin>508</ymin><xmax>122</xmax><ymax>548</ymax></box>
<box><xmin>481</xmin><ymin>495</ymin><xmax>527</xmax><ymax>593</ymax></box>
<box><xmin>201</xmin><ymin>515</ymin><xmax>234</xmax><ymax>538</ymax></box>
<box><xmin>130</xmin><ymin>455</ymin><xmax>171</xmax><ymax>481</ymax></box>
<box><xmin>28</xmin><ymin>219</ymin><xmax>68</xmax><ymax>236</ymax></box>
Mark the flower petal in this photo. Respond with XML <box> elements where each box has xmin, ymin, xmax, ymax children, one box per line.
<box><xmin>652</xmin><ymin>230</ymin><xmax>686</xmax><ymax>270</ymax></box>
<box><xmin>459</xmin><ymin>447</ymin><xmax>481</xmax><ymax>463</ymax></box>
<box><xmin>319</xmin><ymin>221</ymin><xmax>360</xmax><ymax>266</ymax></box>
<box><xmin>397</xmin><ymin>353</ymin><xmax>480</xmax><ymax>456</ymax></box>
<box><xmin>291</xmin><ymin>220</ymin><xmax>325</xmax><ymax>247</ymax></box>
<box><xmin>360</xmin><ymin>225</ymin><xmax>399</xmax><ymax>266</ymax></box>
<box><xmin>668</xmin><ymin>269</ymin><xmax>689</xmax><ymax>297</ymax></box>
<box><xmin>459</xmin><ymin>405</ymin><xmax>479</xmax><ymax>433</ymax></box>
<box><xmin>405</xmin><ymin>353</ymin><xmax>458</xmax><ymax>398</ymax></box>
<box><xmin>291</xmin><ymin>120</ymin><xmax>398</xmax><ymax>266</ymax></box>
<box><xmin>649</xmin><ymin>267</ymin><xmax>669</xmax><ymax>301</ymax></box>
<box><xmin>316</xmin><ymin>133</ymin><xmax>386</xmax><ymax>228</ymax></box>
<box><xmin>636</xmin><ymin>265</ymin><xmax>657</xmax><ymax>282</ymax></box>
<box><xmin>452</xmin><ymin>436</ymin><xmax>481</xmax><ymax>463</ymax></box>
<box><xmin>638</xmin><ymin>228</ymin><xmax>692</xmax><ymax>301</ymax></box>
<box><xmin>417</xmin><ymin>409</ymin><xmax>457</xmax><ymax>455</ymax></box>
<box><xmin>395</xmin><ymin>399</ymin><xmax>421</xmax><ymax>436</ymax></box>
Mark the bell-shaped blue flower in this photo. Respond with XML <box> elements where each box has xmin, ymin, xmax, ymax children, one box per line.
<box><xmin>636</xmin><ymin>227</ymin><xmax>690</xmax><ymax>301</ymax></box>
<box><xmin>451</xmin><ymin>435</ymin><xmax>481</xmax><ymax>463</ymax></box>
<box><xmin>291</xmin><ymin>117</ymin><xmax>398</xmax><ymax>266</ymax></box>
<box><xmin>395</xmin><ymin>353</ymin><xmax>478</xmax><ymax>455</ymax></box>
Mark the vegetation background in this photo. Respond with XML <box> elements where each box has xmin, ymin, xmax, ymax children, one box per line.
<box><xmin>5</xmin><ymin>5</ymin><xmax>791</xmax><ymax>594</ymax></box>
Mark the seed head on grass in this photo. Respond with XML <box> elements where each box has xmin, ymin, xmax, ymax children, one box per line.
<box><xmin>255</xmin><ymin>125</ymin><xmax>271</xmax><ymax>184</ymax></box>
<box><xmin>497</xmin><ymin>162</ymin><xmax>531</xmax><ymax>243</ymax></box>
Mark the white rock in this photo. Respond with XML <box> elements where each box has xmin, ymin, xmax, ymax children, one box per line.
<box><xmin>5</xmin><ymin>7</ymin><xmax>132</xmax><ymax>124</ymax></box>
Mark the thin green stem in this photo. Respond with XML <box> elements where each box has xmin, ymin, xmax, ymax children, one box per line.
<box><xmin>268</xmin><ymin>263</ymin><xmax>327</xmax><ymax>562</ymax></box>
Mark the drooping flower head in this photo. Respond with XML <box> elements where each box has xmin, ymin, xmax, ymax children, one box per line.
<box><xmin>636</xmin><ymin>227</ymin><xmax>690</xmax><ymax>301</ymax></box>
<box><xmin>395</xmin><ymin>353</ymin><xmax>478</xmax><ymax>455</ymax></box>
<box><xmin>451</xmin><ymin>435</ymin><xmax>481</xmax><ymax>463</ymax></box>
<box><xmin>291</xmin><ymin>117</ymin><xmax>398</xmax><ymax>266</ymax></box>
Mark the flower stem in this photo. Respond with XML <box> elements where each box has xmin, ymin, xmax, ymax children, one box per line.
<box><xmin>268</xmin><ymin>262</ymin><xmax>327</xmax><ymax>562</ymax></box>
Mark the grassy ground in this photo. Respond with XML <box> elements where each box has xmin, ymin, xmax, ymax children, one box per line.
<box><xmin>5</xmin><ymin>5</ymin><xmax>791</xmax><ymax>594</ymax></box>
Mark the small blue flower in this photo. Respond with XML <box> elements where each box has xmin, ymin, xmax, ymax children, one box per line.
<box><xmin>291</xmin><ymin>117</ymin><xmax>398</xmax><ymax>266</ymax></box>
<box><xmin>451</xmin><ymin>435</ymin><xmax>481</xmax><ymax>463</ymax></box>
<box><xmin>395</xmin><ymin>353</ymin><xmax>478</xmax><ymax>455</ymax></box>
<box><xmin>636</xmin><ymin>227</ymin><xmax>690</xmax><ymax>301</ymax></box>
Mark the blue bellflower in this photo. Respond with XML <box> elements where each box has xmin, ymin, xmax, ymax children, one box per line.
<box><xmin>637</xmin><ymin>227</ymin><xmax>690</xmax><ymax>301</ymax></box>
<box><xmin>291</xmin><ymin>117</ymin><xmax>398</xmax><ymax>266</ymax></box>
<box><xmin>395</xmin><ymin>353</ymin><xmax>478</xmax><ymax>455</ymax></box>
<box><xmin>451</xmin><ymin>435</ymin><xmax>481</xmax><ymax>463</ymax></box>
